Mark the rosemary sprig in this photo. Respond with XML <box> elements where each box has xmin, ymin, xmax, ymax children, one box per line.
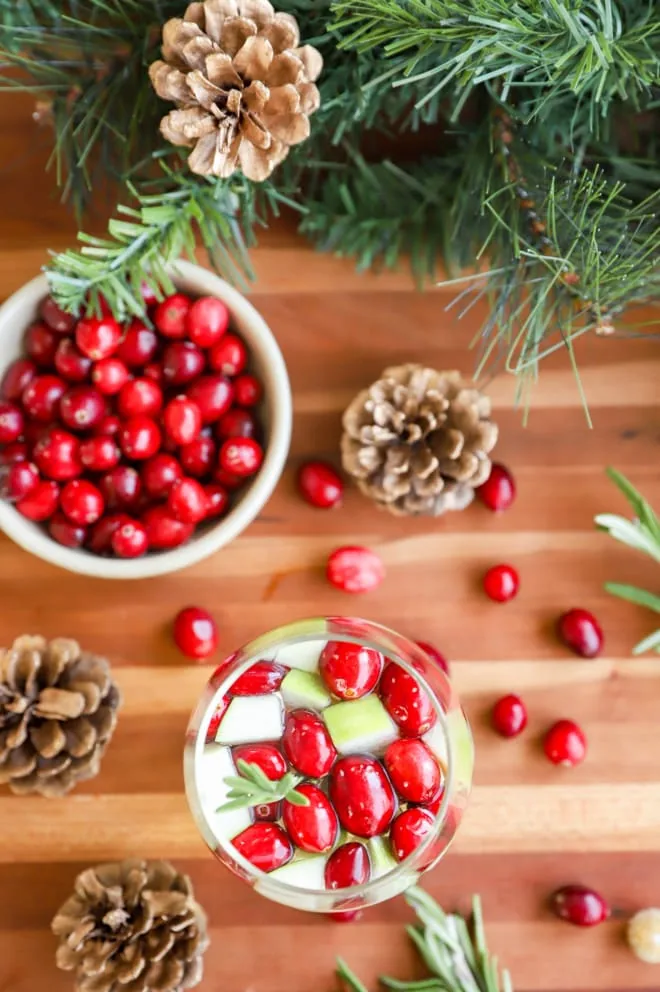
<box><xmin>595</xmin><ymin>467</ymin><xmax>660</xmax><ymax>655</ymax></box>
<box><xmin>338</xmin><ymin>887</ymin><xmax>513</xmax><ymax>992</ymax></box>
<box><xmin>218</xmin><ymin>759</ymin><xmax>310</xmax><ymax>814</ymax></box>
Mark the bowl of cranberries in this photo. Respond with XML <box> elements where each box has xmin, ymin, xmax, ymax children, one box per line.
<box><xmin>184</xmin><ymin>617</ymin><xmax>474</xmax><ymax>915</ymax></box>
<box><xmin>0</xmin><ymin>262</ymin><xmax>291</xmax><ymax>577</ymax></box>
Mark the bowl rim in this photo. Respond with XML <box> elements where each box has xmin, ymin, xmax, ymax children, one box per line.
<box><xmin>0</xmin><ymin>261</ymin><xmax>292</xmax><ymax>579</ymax></box>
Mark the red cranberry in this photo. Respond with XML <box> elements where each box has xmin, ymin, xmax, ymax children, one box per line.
<box><xmin>390</xmin><ymin>807</ymin><xmax>435</xmax><ymax>862</ymax></box>
<box><xmin>60</xmin><ymin>386</ymin><xmax>107</xmax><ymax>431</ymax></box>
<box><xmin>16</xmin><ymin>479</ymin><xmax>59</xmax><ymax>521</ymax></box>
<box><xmin>476</xmin><ymin>462</ymin><xmax>516</xmax><ymax>511</ymax></box>
<box><xmin>209</xmin><ymin>334</ymin><xmax>247</xmax><ymax>376</ymax></box>
<box><xmin>233</xmin><ymin>374</ymin><xmax>262</xmax><ymax>407</ymax></box>
<box><xmin>384</xmin><ymin>738</ymin><xmax>441</xmax><ymax>804</ymax></box>
<box><xmin>92</xmin><ymin>357</ymin><xmax>130</xmax><ymax>395</ymax></box>
<box><xmin>232</xmin><ymin>822</ymin><xmax>292</xmax><ymax>872</ymax></box>
<box><xmin>111</xmin><ymin>519</ymin><xmax>149</xmax><ymax>558</ymax></box>
<box><xmin>139</xmin><ymin>281</ymin><xmax>159</xmax><ymax>305</ymax></box>
<box><xmin>319</xmin><ymin>641</ymin><xmax>383</xmax><ymax>700</ymax></box>
<box><xmin>213</xmin><ymin>467</ymin><xmax>243</xmax><ymax>490</ymax></box>
<box><xmin>24</xmin><ymin>322</ymin><xmax>58</xmax><ymax>367</ymax></box>
<box><xmin>329</xmin><ymin>755</ymin><xmax>397</xmax><ymax>838</ymax></box>
<box><xmin>142</xmin><ymin>505</ymin><xmax>194</xmax><ymax>549</ymax></box>
<box><xmin>23</xmin><ymin>420</ymin><xmax>49</xmax><ymax>450</ymax></box>
<box><xmin>75</xmin><ymin>315</ymin><xmax>122</xmax><ymax>360</ymax></box>
<box><xmin>298</xmin><ymin>461</ymin><xmax>343</xmax><ymax>509</ymax></box>
<box><xmin>232</xmin><ymin>661</ymin><xmax>286</xmax><ymax>696</ymax></box>
<box><xmin>142</xmin><ymin>453</ymin><xmax>183</xmax><ymax>499</ymax></box>
<box><xmin>216</xmin><ymin>408</ymin><xmax>257</xmax><ymax>440</ymax></box>
<box><xmin>0</xmin><ymin>441</ymin><xmax>28</xmax><ymax>465</ymax></box>
<box><xmin>49</xmin><ymin>511</ymin><xmax>87</xmax><ymax>548</ymax></box>
<box><xmin>39</xmin><ymin>296</ymin><xmax>76</xmax><ymax>334</ymax></box>
<box><xmin>99</xmin><ymin>465</ymin><xmax>142</xmax><ymax>510</ymax></box>
<box><xmin>53</xmin><ymin>340</ymin><xmax>92</xmax><ymax>384</ymax></box>
<box><xmin>283</xmin><ymin>783</ymin><xmax>339</xmax><ymax>853</ymax></box>
<box><xmin>491</xmin><ymin>694</ymin><xmax>527</xmax><ymax>737</ymax></box>
<box><xmin>0</xmin><ymin>461</ymin><xmax>39</xmax><ymax>502</ymax></box>
<box><xmin>79</xmin><ymin>436</ymin><xmax>120</xmax><ymax>472</ymax></box>
<box><xmin>87</xmin><ymin>512</ymin><xmax>131</xmax><ymax>555</ymax></box>
<box><xmin>544</xmin><ymin>719</ymin><xmax>587</xmax><ymax>766</ymax></box>
<box><xmin>550</xmin><ymin>885</ymin><xmax>610</xmax><ymax>927</ymax></box>
<box><xmin>167</xmin><ymin>477</ymin><xmax>207</xmax><ymax>524</ymax></box>
<box><xmin>556</xmin><ymin>608</ymin><xmax>603</xmax><ymax>658</ymax></box>
<box><xmin>1</xmin><ymin>358</ymin><xmax>36</xmax><ymax>401</ymax></box>
<box><xmin>483</xmin><ymin>563</ymin><xmax>519</xmax><ymax>602</ymax></box>
<box><xmin>143</xmin><ymin>362</ymin><xmax>163</xmax><ymax>384</ymax></box>
<box><xmin>94</xmin><ymin>414</ymin><xmax>121</xmax><ymax>437</ymax></box>
<box><xmin>415</xmin><ymin>641</ymin><xmax>450</xmax><ymax>675</ymax></box>
<box><xmin>33</xmin><ymin>429</ymin><xmax>82</xmax><ymax>481</ymax></box>
<box><xmin>186</xmin><ymin>296</ymin><xmax>229</xmax><ymax>347</ymax></box>
<box><xmin>187</xmin><ymin>375</ymin><xmax>233</xmax><ymax>423</ymax></box>
<box><xmin>153</xmin><ymin>293</ymin><xmax>191</xmax><ymax>339</ymax></box>
<box><xmin>163</xmin><ymin>397</ymin><xmax>202</xmax><ymax>446</ymax></box>
<box><xmin>326</xmin><ymin>545</ymin><xmax>385</xmax><ymax>594</ymax></box>
<box><xmin>283</xmin><ymin>710</ymin><xmax>337</xmax><ymax>778</ymax></box>
<box><xmin>120</xmin><ymin>417</ymin><xmax>161</xmax><ymax>460</ymax></box>
<box><xmin>325</xmin><ymin>842</ymin><xmax>371</xmax><ymax>890</ymax></box>
<box><xmin>61</xmin><ymin>479</ymin><xmax>104</xmax><ymax>525</ymax></box>
<box><xmin>118</xmin><ymin>378</ymin><xmax>163</xmax><ymax>418</ymax></box>
<box><xmin>380</xmin><ymin>662</ymin><xmax>436</xmax><ymax>737</ymax></box>
<box><xmin>204</xmin><ymin>483</ymin><xmax>229</xmax><ymax>518</ymax></box>
<box><xmin>0</xmin><ymin>401</ymin><xmax>24</xmax><ymax>444</ymax></box>
<box><xmin>218</xmin><ymin>437</ymin><xmax>263</xmax><ymax>477</ymax></box>
<box><xmin>173</xmin><ymin>606</ymin><xmax>218</xmax><ymax>658</ymax></box>
<box><xmin>22</xmin><ymin>375</ymin><xmax>66</xmax><ymax>421</ymax></box>
<box><xmin>180</xmin><ymin>436</ymin><xmax>215</xmax><ymax>477</ymax></box>
<box><xmin>117</xmin><ymin>321</ymin><xmax>158</xmax><ymax>367</ymax></box>
<box><xmin>162</xmin><ymin>341</ymin><xmax>205</xmax><ymax>385</ymax></box>
<box><xmin>233</xmin><ymin>744</ymin><xmax>286</xmax><ymax>781</ymax></box>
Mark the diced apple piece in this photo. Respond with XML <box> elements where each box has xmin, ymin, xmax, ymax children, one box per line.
<box><xmin>280</xmin><ymin>669</ymin><xmax>332</xmax><ymax>711</ymax></box>
<box><xmin>323</xmin><ymin>695</ymin><xmax>399</xmax><ymax>755</ymax></box>
<box><xmin>368</xmin><ymin>835</ymin><xmax>398</xmax><ymax>879</ymax></box>
<box><xmin>215</xmin><ymin>695</ymin><xmax>284</xmax><ymax>745</ymax></box>
<box><xmin>273</xmin><ymin>639</ymin><xmax>326</xmax><ymax>673</ymax></box>
<box><xmin>423</xmin><ymin>722</ymin><xmax>449</xmax><ymax>769</ymax></box>
<box><xmin>269</xmin><ymin>853</ymin><xmax>328</xmax><ymax>890</ymax></box>
<box><xmin>196</xmin><ymin>744</ymin><xmax>252</xmax><ymax>841</ymax></box>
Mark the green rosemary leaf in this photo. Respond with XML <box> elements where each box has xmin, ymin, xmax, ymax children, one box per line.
<box><xmin>604</xmin><ymin>583</ymin><xmax>660</xmax><ymax>614</ymax></box>
<box><xmin>633</xmin><ymin>629</ymin><xmax>660</xmax><ymax>655</ymax></box>
<box><xmin>336</xmin><ymin>958</ymin><xmax>370</xmax><ymax>992</ymax></box>
<box><xmin>284</xmin><ymin>789</ymin><xmax>310</xmax><ymax>807</ymax></box>
<box><xmin>606</xmin><ymin>467</ymin><xmax>660</xmax><ymax>541</ymax></box>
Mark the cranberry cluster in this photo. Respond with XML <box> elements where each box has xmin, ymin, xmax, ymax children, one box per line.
<box><xmin>0</xmin><ymin>290</ymin><xmax>265</xmax><ymax>558</ymax></box>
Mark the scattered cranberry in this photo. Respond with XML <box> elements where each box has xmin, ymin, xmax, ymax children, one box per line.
<box><xmin>329</xmin><ymin>755</ymin><xmax>397</xmax><ymax>838</ymax></box>
<box><xmin>49</xmin><ymin>511</ymin><xmax>87</xmax><ymax>549</ymax></box>
<box><xmin>167</xmin><ymin>477</ymin><xmax>208</xmax><ymax>524</ymax></box>
<box><xmin>163</xmin><ymin>396</ymin><xmax>202</xmax><ymax>446</ymax></box>
<box><xmin>99</xmin><ymin>465</ymin><xmax>141</xmax><ymax>510</ymax></box>
<box><xmin>143</xmin><ymin>505</ymin><xmax>194</xmax><ymax>549</ymax></box>
<box><xmin>204</xmin><ymin>483</ymin><xmax>229</xmax><ymax>518</ymax></box>
<box><xmin>476</xmin><ymin>462</ymin><xmax>516</xmax><ymax>511</ymax></box>
<box><xmin>556</xmin><ymin>609</ymin><xmax>603</xmax><ymax>658</ymax></box>
<box><xmin>232</xmin><ymin>822</ymin><xmax>292</xmax><ymax>872</ymax></box>
<box><xmin>88</xmin><ymin>512</ymin><xmax>132</xmax><ymax>555</ymax></box>
<box><xmin>142</xmin><ymin>453</ymin><xmax>182</xmax><ymax>499</ymax></box>
<box><xmin>75</xmin><ymin>315</ymin><xmax>122</xmax><ymax>360</ymax></box>
<box><xmin>92</xmin><ymin>357</ymin><xmax>130</xmax><ymax>395</ymax></box>
<box><xmin>39</xmin><ymin>297</ymin><xmax>76</xmax><ymax>334</ymax></box>
<box><xmin>187</xmin><ymin>296</ymin><xmax>229</xmax><ymax>347</ymax></box>
<box><xmin>0</xmin><ymin>401</ymin><xmax>24</xmax><ymax>444</ymax></box>
<box><xmin>491</xmin><ymin>694</ymin><xmax>527</xmax><ymax>737</ymax></box>
<box><xmin>111</xmin><ymin>519</ymin><xmax>149</xmax><ymax>558</ymax></box>
<box><xmin>116</xmin><ymin>378</ymin><xmax>162</xmax><ymax>419</ymax></box>
<box><xmin>60</xmin><ymin>386</ymin><xmax>106</xmax><ymax>432</ymax></box>
<box><xmin>326</xmin><ymin>545</ymin><xmax>385</xmax><ymax>594</ymax></box>
<box><xmin>0</xmin><ymin>441</ymin><xmax>28</xmax><ymax>465</ymax></box>
<box><xmin>544</xmin><ymin>719</ymin><xmax>587</xmax><ymax>766</ymax></box>
<box><xmin>319</xmin><ymin>641</ymin><xmax>383</xmax><ymax>700</ymax></box>
<box><xmin>60</xmin><ymin>479</ymin><xmax>104</xmax><ymax>525</ymax></box>
<box><xmin>24</xmin><ymin>322</ymin><xmax>58</xmax><ymax>367</ymax></box>
<box><xmin>283</xmin><ymin>709</ymin><xmax>337</xmax><ymax>778</ymax></box>
<box><xmin>384</xmin><ymin>738</ymin><xmax>441</xmax><ymax>804</ymax></box>
<box><xmin>54</xmin><ymin>339</ymin><xmax>92</xmax><ymax>383</ymax></box>
<box><xmin>325</xmin><ymin>842</ymin><xmax>371</xmax><ymax>890</ymax></box>
<box><xmin>154</xmin><ymin>293</ymin><xmax>191</xmax><ymax>339</ymax></box>
<box><xmin>16</xmin><ymin>479</ymin><xmax>59</xmax><ymax>521</ymax></box>
<box><xmin>233</xmin><ymin>373</ymin><xmax>262</xmax><ymax>407</ymax></box>
<box><xmin>232</xmin><ymin>661</ymin><xmax>286</xmax><ymax>696</ymax></box>
<box><xmin>120</xmin><ymin>416</ymin><xmax>161</xmax><ymax>460</ymax></box>
<box><xmin>180</xmin><ymin>436</ymin><xmax>215</xmax><ymax>477</ymax></box>
<box><xmin>22</xmin><ymin>375</ymin><xmax>66</xmax><ymax>422</ymax></box>
<box><xmin>298</xmin><ymin>461</ymin><xmax>343</xmax><ymax>509</ymax></box>
<box><xmin>415</xmin><ymin>641</ymin><xmax>449</xmax><ymax>675</ymax></box>
<box><xmin>1</xmin><ymin>358</ymin><xmax>36</xmax><ymax>401</ymax></box>
<box><xmin>216</xmin><ymin>408</ymin><xmax>257</xmax><ymax>440</ymax></box>
<box><xmin>79</xmin><ymin>436</ymin><xmax>120</xmax><ymax>472</ymax></box>
<box><xmin>162</xmin><ymin>341</ymin><xmax>205</xmax><ymax>385</ymax></box>
<box><xmin>209</xmin><ymin>333</ymin><xmax>247</xmax><ymax>376</ymax></box>
<box><xmin>33</xmin><ymin>429</ymin><xmax>82</xmax><ymax>481</ymax></box>
<box><xmin>390</xmin><ymin>807</ymin><xmax>435</xmax><ymax>862</ymax></box>
<box><xmin>253</xmin><ymin>801</ymin><xmax>282</xmax><ymax>822</ymax></box>
<box><xmin>233</xmin><ymin>743</ymin><xmax>286</xmax><ymax>781</ymax></box>
<box><xmin>550</xmin><ymin>885</ymin><xmax>610</xmax><ymax>926</ymax></box>
<box><xmin>483</xmin><ymin>563</ymin><xmax>519</xmax><ymax>602</ymax></box>
<box><xmin>283</xmin><ymin>783</ymin><xmax>339</xmax><ymax>853</ymax></box>
<box><xmin>173</xmin><ymin>606</ymin><xmax>218</xmax><ymax>659</ymax></box>
<box><xmin>218</xmin><ymin>437</ymin><xmax>263</xmax><ymax>477</ymax></box>
<box><xmin>380</xmin><ymin>662</ymin><xmax>436</xmax><ymax>736</ymax></box>
<box><xmin>0</xmin><ymin>461</ymin><xmax>39</xmax><ymax>502</ymax></box>
<box><xmin>117</xmin><ymin>321</ymin><xmax>158</xmax><ymax>367</ymax></box>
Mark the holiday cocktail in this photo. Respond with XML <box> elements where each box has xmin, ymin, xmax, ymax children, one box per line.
<box><xmin>184</xmin><ymin>618</ymin><xmax>473</xmax><ymax>914</ymax></box>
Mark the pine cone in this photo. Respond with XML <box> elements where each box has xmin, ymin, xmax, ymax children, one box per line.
<box><xmin>52</xmin><ymin>859</ymin><xmax>209</xmax><ymax>992</ymax></box>
<box><xmin>149</xmin><ymin>0</ymin><xmax>322</xmax><ymax>181</ymax></box>
<box><xmin>0</xmin><ymin>636</ymin><xmax>120</xmax><ymax>797</ymax></box>
<box><xmin>341</xmin><ymin>364</ymin><xmax>498</xmax><ymax>517</ymax></box>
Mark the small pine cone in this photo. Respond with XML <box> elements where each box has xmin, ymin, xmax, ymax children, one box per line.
<box><xmin>341</xmin><ymin>364</ymin><xmax>498</xmax><ymax>517</ymax></box>
<box><xmin>0</xmin><ymin>636</ymin><xmax>120</xmax><ymax>797</ymax></box>
<box><xmin>149</xmin><ymin>0</ymin><xmax>322</xmax><ymax>181</ymax></box>
<box><xmin>52</xmin><ymin>859</ymin><xmax>209</xmax><ymax>992</ymax></box>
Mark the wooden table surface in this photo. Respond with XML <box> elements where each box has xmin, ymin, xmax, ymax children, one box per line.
<box><xmin>1</xmin><ymin>92</ymin><xmax>660</xmax><ymax>992</ymax></box>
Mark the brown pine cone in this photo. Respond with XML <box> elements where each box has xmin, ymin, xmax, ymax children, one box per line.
<box><xmin>52</xmin><ymin>859</ymin><xmax>209</xmax><ymax>992</ymax></box>
<box><xmin>341</xmin><ymin>364</ymin><xmax>498</xmax><ymax>516</ymax></box>
<box><xmin>149</xmin><ymin>0</ymin><xmax>322</xmax><ymax>181</ymax></box>
<box><xmin>0</xmin><ymin>636</ymin><xmax>120</xmax><ymax>797</ymax></box>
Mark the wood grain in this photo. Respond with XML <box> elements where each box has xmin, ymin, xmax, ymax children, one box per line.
<box><xmin>1</xmin><ymin>89</ymin><xmax>660</xmax><ymax>992</ymax></box>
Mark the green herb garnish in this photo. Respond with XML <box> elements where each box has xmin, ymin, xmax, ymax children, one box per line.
<box><xmin>217</xmin><ymin>759</ymin><xmax>310</xmax><ymax>814</ymax></box>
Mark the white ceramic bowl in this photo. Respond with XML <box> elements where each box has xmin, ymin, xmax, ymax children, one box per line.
<box><xmin>0</xmin><ymin>261</ymin><xmax>292</xmax><ymax>579</ymax></box>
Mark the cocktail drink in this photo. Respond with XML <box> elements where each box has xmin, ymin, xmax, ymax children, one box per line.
<box><xmin>184</xmin><ymin>617</ymin><xmax>473</xmax><ymax>914</ymax></box>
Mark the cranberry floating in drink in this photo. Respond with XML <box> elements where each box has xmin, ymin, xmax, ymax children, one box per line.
<box><xmin>185</xmin><ymin>617</ymin><xmax>473</xmax><ymax>915</ymax></box>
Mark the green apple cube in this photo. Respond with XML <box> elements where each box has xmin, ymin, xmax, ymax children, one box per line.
<box><xmin>368</xmin><ymin>835</ymin><xmax>398</xmax><ymax>879</ymax></box>
<box><xmin>323</xmin><ymin>695</ymin><xmax>399</xmax><ymax>755</ymax></box>
<box><xmin>196</xmin><ymin>745</ymin><xmax>251</xmax><ymax>841</ymax></box>
<box><xmin>423</xmin><ymin>722</ymin><xmax>448</xmax><ymax>768</ymax></box>
<box><xmin>215</xmin><ymin>695</ymin><xmax>284</xmax><ymax>745</ymax></box>
<box><xmin>274</xmin><ymin>639</ymin><xmax>326</xmax><ymax>673</ymax></box>
<box><xmin>269</xmin><ymin>853</ymin><xmax>328</xmax><ymax>889</ymax></box>
<box><xmin>280</xmin><ymin>670</ymin><xmax>332</xmax><ymax>711</ymax></box>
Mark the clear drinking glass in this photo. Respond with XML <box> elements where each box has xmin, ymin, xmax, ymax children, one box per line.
<box><xmin>184</xmin><ymin>617</ymin><xmax>474</xmax><ymax>914</ymax></box>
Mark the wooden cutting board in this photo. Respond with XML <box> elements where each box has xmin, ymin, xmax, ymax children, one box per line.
<box><xmin>1</xmin><ymin>91</ymin><xmax>660</xmax><ymax>992</ymax></box>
